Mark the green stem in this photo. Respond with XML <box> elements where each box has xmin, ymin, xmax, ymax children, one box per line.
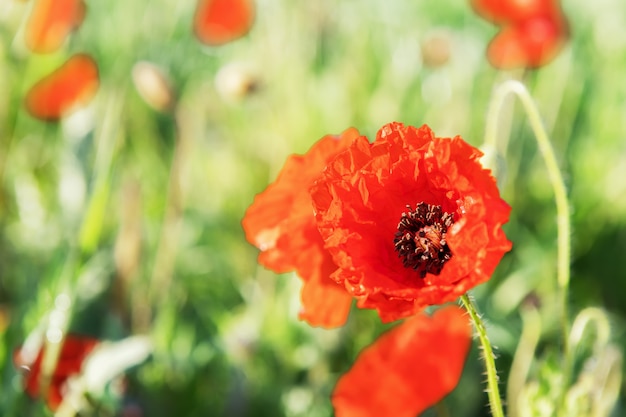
<box><xmin>78</xmin><ymin>88</ymin><xmax>125</xmax><ymax>255</ymax></box>
<box><xmin>506</xmin><ymin>305</ymin><xmax>541</xmax><ymax>417</ymax></box>
<box><xmin>484</xmin><ymin>80</ymin><xmax>571</xmax><ymax>355</ymax></box>
<box><xmin>562</xmin><ymin>307</ymin><xmax>612</xmax><ymax>396</ymax></box>
<box><xmin>148</xmin><ymin>105</ymin><xmax>190</xmax><ymax>311</ymax></box>
<box><xmin>461</xmin><ymin>294</ymin><xmax>505</xmax><ymax>417</ymax></box>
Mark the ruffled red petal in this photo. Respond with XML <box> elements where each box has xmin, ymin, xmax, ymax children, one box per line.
<box><xmin>332</xmin><ymin>306</ymin><xmax>471</xmax><ymax>417</ymax></box>
<box><xmin>311</xmin><ymin>123</ymin><xmax>511</xmax><ymax>322</ymax></box>
<box><xmin>242</xmin><ymin>129</ymin><xmax>361</xmax><ymax>328</ymax></box>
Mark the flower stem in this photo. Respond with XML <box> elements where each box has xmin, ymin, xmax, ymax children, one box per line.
<box><xmin>484</xmin><ymin>79</ymin><xmax>571</xmax><ymax>355</ymax></box>
<box><xmin>507</xmin><ymin>305</ymin><xmax>541</xmax><ymax>417</ymax></box>
<box><xmin>460</xmin><ymin>294</ymin><xmax>505</xmax><ymax>417</ymax></box>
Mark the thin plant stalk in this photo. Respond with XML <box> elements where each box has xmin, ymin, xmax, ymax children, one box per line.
<box><xmin>79</xmin><ymin>88</ymin><xmax>126</xmax><ymax>254</ymax></box>
<box><xmin>41</xmin><ymin>89</ymin><xmax>124</xmax><ymax>409</ymax></box>
<box><xmin>484</xmin><ymin>80</ymin><xmax>571</xmax><ymax>355</ymax></box>
<box><xmin>147</xmin><ymin>103</ymin><xmax>192</xmax><ymax>315</ymax></box>
<box><xmin>561</xmin><ymin>307</ymin><xmax>612</xmax><ymax>404</ymax></box>
<box><xmin>507</xmin><ymin>305</ymin><xmax>541</xmax><ymax>417</ymax></box>
<box><xmin>460</xmin><ymin>294</ymin><xmax>505</xmax><ymax>417</ymax></box>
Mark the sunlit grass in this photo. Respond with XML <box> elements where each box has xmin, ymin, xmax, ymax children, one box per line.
<box><xmin>1</xmin><ymin>0</ymin><xmax>625</xmax><ymax>416</ymax></box>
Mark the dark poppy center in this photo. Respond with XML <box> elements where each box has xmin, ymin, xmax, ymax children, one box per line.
<box><xmin>393</xmin><ymin>202</ymin><xmax>454</xmax><ymax>278</ymax></box>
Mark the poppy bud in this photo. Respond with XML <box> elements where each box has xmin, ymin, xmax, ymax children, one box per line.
<box><xmin>215</xmin><ymin>62</ymin><xmax>260</xmax><ymax>102</ymax></box>
<box><xmin>131</xmin><ymin>61</ymin><xmax>176</xmax><ymax>112</ymax></box>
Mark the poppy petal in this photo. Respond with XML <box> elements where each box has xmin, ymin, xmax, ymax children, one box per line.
<box><xmin>332</xmin><ymin>306</ymin><xmax>471</xmax><ymax>417</ymax></box>
<box><xmin>299</xmin><ymin>252</ymin><xmax>353</xmax><ymax>327</ymax></box>
<box><xmin>14</xmin><ymin>335</ymin><xmax>99</xmax><ymax>410</ymax></box>
<box><xmin>25</xmin><ymin>0</ymin><xmax>86</xmax><ymax>53</ymax></box>
<box><xmin>310</xmin><ymin>123</ymin><xmax>512</xmax><ymax>322</ymax></box>
<box><xmin>242</xmin><ymin>129</ymin><xmax>360</xmax><ymax>328</ymax></box>
<box><xmin>487</xmin><ymin>15</ymin><xmax>568</xmax><ymax>69</ymax></box>
<box><xmin>24</xmin><ymin>53</ymin><xmax>99</xmax><ymax>121</ymax></box>
<box><xmin>471</xmin><ymin>0</ymin><xmax>569</xmax><ymax>69</ymax></box>
<box><xmin>193</xmin><ymin>0</ymin><xmax>255</xmax><ymax>46</ymax></box>
<box><xmin>471</xmin><ymin>0</ymin><xmax>555</xmax><ymax>23</ymax></box>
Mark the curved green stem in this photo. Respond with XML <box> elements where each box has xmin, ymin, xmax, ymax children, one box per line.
<box><xmin>484</xmin><ymin>80</ymin><xmax>571</xmax><ymax>355</ymax></box>
<box><xmin>563</xmin><ymin>307</ymin><xmax>612</xmax><ymax>393</ymax></box>
<box><xmin>568</xmin><ymin>307</ymin><xmax>611</xmax><ymax>354</ymax></box>
<box><xmin>507</xmin><ymin>305</ymin><xmax>541</xmax><ymax>417</ymax></box>
<box><xmin>461</xmin><ymin>294</ymin><xmax>505</xmax><ymax>417</ymax></box>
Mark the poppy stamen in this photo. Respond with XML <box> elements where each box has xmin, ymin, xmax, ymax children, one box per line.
<box><xmin>394</xmin><ymin>202</ymin><xmax>454</xmax><ymax>278</ymax></box>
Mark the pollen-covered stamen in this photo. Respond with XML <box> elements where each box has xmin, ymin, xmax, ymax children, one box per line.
<box><xmin>394</xmin><ymin>202</ymin><xmax>454</xmax><ymax>278</ymax></box>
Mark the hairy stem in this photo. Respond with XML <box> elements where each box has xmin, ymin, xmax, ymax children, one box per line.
<box><xmin>484</xmin><ymin>79</ymin><xmax>571</xmax><ymax>355</ymax></box>
<box><xmin>461</xmin><ymin>294</ymin><xmax>505</xmax><ymax>417</ymax></box>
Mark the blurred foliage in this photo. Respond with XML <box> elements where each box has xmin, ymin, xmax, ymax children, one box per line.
<box><xmin>1</xmin><ymin>0</ymin><xmax>625</xmax><ymax>416</ymax></box>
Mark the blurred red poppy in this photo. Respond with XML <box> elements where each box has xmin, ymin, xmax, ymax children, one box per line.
<box><xmin>472</xmin><ymin>0</ymin><xmax>554</xmax><ymax>23</ymax></box>
<box><xmin>13</xmin><ymin>335</ymin><xmax>99</xmax><ymax>410</ymax></box>
<box><xmin>25</xmin><ymin>0</ymin><xmax>86</xmax><ymax>53</ymax></box>
<box><xmin>487</xmin><ymin>13</ymin><xmax>568</xmax><ymax>69</ymax></box>
<box><xmin>471</xmin><ymin>0</ymin><xmax>569</xmax><ymax>68</ymax></box>
<box><xmin>310</xmin><ymin>123</ymin><xmax>511</xmax><ymax>322</ymax></box>
<box><xmin>332</xmin><ymin>306</ymin><xmax>471</xmax><ymax>417</ymax></box>
<box><xmin>242</xmin><ymin>129</ymin><xmax>360</xmax><ymax>328</ymax></box>
<box><xmin>193</xmin><ymin>0</ymin><xmax>255</xmax><ymax>46</ymax></box>
<box><xmin>24</xmin><ymin>53</ymin><xmax>99</xmax><ymax>121</ymax></box>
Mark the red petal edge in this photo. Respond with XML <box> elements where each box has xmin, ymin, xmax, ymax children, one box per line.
<box><xmin>332</xmin><ymin>306</ymin><xmax>471</xmax><ymax>417</ymax></box>
<box><xmin>242</xmin><ymin>128</ymin><xmax>361</xmax><ymax>328</ymax></box>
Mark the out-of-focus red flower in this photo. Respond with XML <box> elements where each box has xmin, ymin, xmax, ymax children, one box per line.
<box><xmin>310</xmin><ymin>122</ymin><xmax>511</xmax><ymax>322</ymax></box>
<box><xmin>193</xmin><ymin>0</ymin><xmax>255</xmax><ymax>46</ymax></box>
<box><xmin>242</xmin><ymin>129</ymin><xmax>361</xmax><ymax>328</ymax></box>
<box><xmin>24</xmin><ymin>53</ymin><xmax>99</xmax><ymax>121</ymax></box>
<box><xmin>332</xmin><ymin>306</ymin><xmax>471</xmax><ymax>417</ymax></box>
<box><xmin>471</xmin><ymin>0</ymin><xmax>569</xmax><ymax>68</ymax></box>
<box><xmin>472</xmin><ymin>0</ymin><xmax>552</xmax><ymax>23</ymax></box>
<box><xmin>13</xmin><ymin>335</ymin><xmax>99</xmax><ymax>410</ymax></box>
<box><xmin>487</xmin><ymin>13</ymin><xmax>568</xmax><ymax>69</ymax></box>
<box><xmin>25</xmin><ymin>0</ymin><xmax>86</xmax><ymax>53</ymax></box>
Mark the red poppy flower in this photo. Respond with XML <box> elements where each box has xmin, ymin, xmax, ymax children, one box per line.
<box><xmin>471</xmin><ymin>0</ymin><xmax>569</xmax><ymax>68</ymax></box>
<box><xmin>13</xmin><ymin>335</ymin><xmax>99</xmax><ymax>410</ymax></box>
<box><xmin>487</xmin><ymin>13</ymin><xmax>568</xmax><ymax>69</ymax></box>
<box><xmin>472</xmin><ymin>0</ymin><xmax>554</xmax><ymax>23</ymax></box>
<box><xmin>25</xmin><ymin>0</ymin><xmax>86</xmax><ymax>53</ymax></box>
<box><xmin>242</xmin><ymin>129</ymin><xmax>361</xmax><ymax>328</ymax></box>
<box><xmin>310</xmin><ymin>122</ymin><xmax>511</xmax><ymax>322</ymax></box>
<box><xmin>332</xmin><ymin>306</ymin><xmax>471</xmax><ymax>417</ymax></box>
<box><xmin>193</xmin><ymin>0</ymin><xmax>255</xmax><ymax>46</ymax></box>
<box><xmin>24</xmin><ymin>53</ymin><xmax>99</xmax><ymax>121</ymax></box>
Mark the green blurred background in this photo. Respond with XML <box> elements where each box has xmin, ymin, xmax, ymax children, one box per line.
<box><xmin>1</xmin><ymin>0</ymin><xmax>625</xmax><ymax>416</ymax></box>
